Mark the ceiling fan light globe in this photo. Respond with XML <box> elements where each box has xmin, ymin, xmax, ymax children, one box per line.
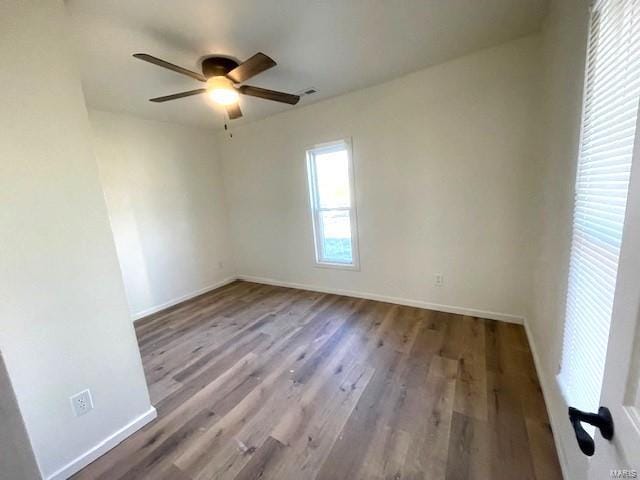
<box><xmin>208</xmin><ymin>88</ymin><xmax>239</xmax><ymax>105</ymax></box>
<box><xmin>206</xmin><ymin>76</ymin><xmax>239</xmax><ymax>105</ymax></box>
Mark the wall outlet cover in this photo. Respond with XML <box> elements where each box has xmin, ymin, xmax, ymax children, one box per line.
<box><xmin>70</xmin><ymin>389</ymin><xmax>93</xmax><ymax>417</ymax></box>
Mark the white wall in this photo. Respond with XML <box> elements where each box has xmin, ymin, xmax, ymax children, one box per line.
<box><xmin>0</xmin><ymin>354</ymin><xmax>41</xmax><ymax>480</ymax></box>
<box><xmin>89</xmin><ymin>110</ymin><xmax>235</xmax><ymax>319</ymax></box>
<box><xmin>530</xmin><ymin>0</ymin><xmax>591</xmax><ymax>477</ymax></box>
<box><xmin>217</xmin><ymin>35</ymin><xmax>542</xmax><ymax>322</ymax></box>
<box><xmin>0</xmin><ymin>2</ymin><xmax>154</xmax><ymax>478</ymax></box>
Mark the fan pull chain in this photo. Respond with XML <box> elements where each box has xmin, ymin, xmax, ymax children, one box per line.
<box><xmin>222</xmin><ymin>110</ymin><xmax>233</xmax><ymax>139</ymax></box>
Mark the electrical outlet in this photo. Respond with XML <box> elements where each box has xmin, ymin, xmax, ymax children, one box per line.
<box><xmin>70</xmin><ymin>389</ymin><xmax>93</xmax><ymax>417</ymax></box>
<box><xmin>435</xmin><ymin>274</ymin><xmax>444</xmax><ymax>287</ymax></box>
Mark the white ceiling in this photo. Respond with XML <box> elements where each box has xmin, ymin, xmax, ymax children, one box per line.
<box><xmin>66</xmin><ymin>0</ymin><xmax>549</xmax><ymax>129</ymax></box>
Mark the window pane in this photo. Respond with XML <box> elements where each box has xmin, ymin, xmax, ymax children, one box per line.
<box><xmin>315</xmin><ymin>149</ymin><xmax>350</xmax><ymax>209</ymax></box>
<box><xmin>306</xmin><ymin>140</ymin><xmax>359</xmax><ymax>269</ymax></box>
<box><xmin>319</xmin><ymin>210</ymin><xmax>352</xmax><ymax>264</ymax></box>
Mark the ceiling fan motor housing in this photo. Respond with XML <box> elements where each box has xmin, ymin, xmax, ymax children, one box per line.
<box><xmin>201</xmin><ymin>56</ymin><xmax>240</xmax><ymax>79</ymax></box>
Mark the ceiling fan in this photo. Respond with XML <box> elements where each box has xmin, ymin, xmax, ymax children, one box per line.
<box><xmin>133</xmin><ymin>52</ymin><xmax>300</xmax><ymax>119</ymax></box>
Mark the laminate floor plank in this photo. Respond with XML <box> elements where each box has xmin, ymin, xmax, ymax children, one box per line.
<box><xmin>454</xmin><ymin>316</ymin><xmax>488</xmax><ymax>421</ymax></box>
<box><xmin>72</xmin><ymin>281</ymin><xmax>561</xmax><ymax>480</ymax></box>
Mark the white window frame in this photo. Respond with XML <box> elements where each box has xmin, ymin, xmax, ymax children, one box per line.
<box><xmin>305</xmin><ymin>138</ymin><xmax>360</xmax><ymax>270</ymax></box>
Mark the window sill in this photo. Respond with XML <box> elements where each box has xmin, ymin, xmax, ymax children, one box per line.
<box><xmin>313</xmin><ymin>261</ymin><xmax>360</xmax><ymax>272</ymax></box>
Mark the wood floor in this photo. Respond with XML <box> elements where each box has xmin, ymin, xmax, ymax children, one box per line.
<box><xmin>73</xmin><ymin>280</ymin><xmax>562</xmax><ymax>480</ymax></box>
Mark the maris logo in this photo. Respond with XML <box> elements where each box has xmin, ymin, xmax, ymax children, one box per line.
<box><xmin>611</xmin><ymin>470</ymin><xmax>638</xmax><ymax>479</ymax></box>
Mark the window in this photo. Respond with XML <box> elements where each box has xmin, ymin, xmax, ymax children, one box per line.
<box><xmin>558</xmin><ymin>0</ymin><xmax>640</xmax><ymax>415</ymax></box>
<box><xmin>306</xmin><ymin>139</ymin><xmax>359</xmax><ymax>269</ymax></box>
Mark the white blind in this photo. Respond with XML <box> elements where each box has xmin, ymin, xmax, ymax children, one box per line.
<box><xmin>559</xmin><ymin>0</ymin><xmax>640</xmax><ymax>414</ymax></box>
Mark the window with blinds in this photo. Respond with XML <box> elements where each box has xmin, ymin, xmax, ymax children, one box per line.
<box><xmin>558</xmin><ymin>0</ymin><xmax>640</xmax><ymax>414</ymax></box>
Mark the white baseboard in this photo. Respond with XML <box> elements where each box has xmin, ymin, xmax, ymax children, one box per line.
<box><xmin>523</xmin><ymin>320</ymin><xmax>569</xmax><ymax>480</ymax></box>
<box><xmin>46</xmin><ymin>406</ymin><xmax>157</xmax><ymax>480</ymax></box>
<box><xmin>237</xmin><ymin>274</ymin><xmax>525</xmax><ymax>324</ymax></box>
<box><xmin>132</xmin><ymin>277</ymin><xmax>237</xmax><ymax>321</ymax></box>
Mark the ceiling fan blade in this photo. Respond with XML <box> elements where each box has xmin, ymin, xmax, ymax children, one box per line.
<box><xmin>225</xmin><ymin>103</ymin><xmax>242</xmax><ymax>120</ymax></box>
<box><xmin>238</xmin><ymin>85</ymin><xmax>300</xmax><ymax>105</ymax></box>
<box><xmin>226</xmin><ymin>52</ymin><xmax>276</xmax><ymax>83</ymax></box>
<box><xmin>149</xmin><ymin>89</ymin><xmax>207</xmax><ymax>102</ymax></box>
<box><xmin>133</xmin><ymin>53</ymin><xmax>206</xmax><ymax>82</ymax></box>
